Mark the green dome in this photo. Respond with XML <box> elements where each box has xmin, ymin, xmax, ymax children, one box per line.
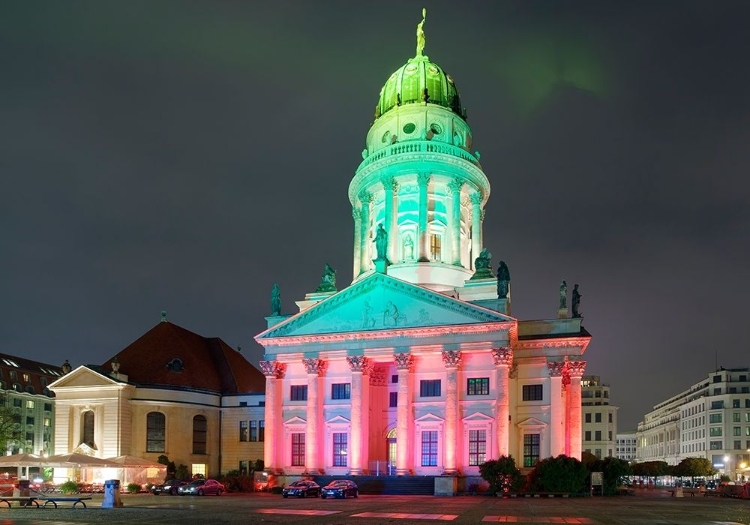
<box><xmin>375</xmin><ymin>55</ymin><xmax>463</xmax><ymax>120</ymax></box>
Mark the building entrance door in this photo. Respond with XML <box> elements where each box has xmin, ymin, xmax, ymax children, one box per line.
<box><xmin>387</xmin><ymin>428</ymin><xmax>397</xmax><ymax>475</ymax></box>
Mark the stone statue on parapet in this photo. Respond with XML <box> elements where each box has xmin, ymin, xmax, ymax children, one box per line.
<box><xmin>497</xmin><ymin>261</ymin><xmax>511</xmax><ymax>298</ymax></box>
<box><xmin>571</xmin><ymin>284</ymin><xmax>582</xmax><ymax>318</ymax></box>
<box><xmin>416</xmin><ymin>8</ymin><xmax>427</xmax><ymax>56</ymax></box>
<box><xmin>316</xmin><ymin>263</ymin><xmax>337</xmax><ymax>293</ymax></box>
<box><xmin>470</xmin><ymin>248</ymin><xmax>494</xmax><ymax>280</ymax></box>
<box><xmin>559</xmin><ymin>280</ymin><xmax>567</xmax><ymax>310</ymax></box>
<box><xmin>271</xmin><ymin>283</ymin><xmax>281</xmax><ymax>316</ymax></box>
<box><xmin>374</xmin><ymin>223</ymin><xmax>389</xmax><ymax>262</ymax></box>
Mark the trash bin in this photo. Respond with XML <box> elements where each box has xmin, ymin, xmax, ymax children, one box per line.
<box><xmin>102</xmin><ymin>479</ymin><xmax>123</xmax><ymax>508</ymax></box>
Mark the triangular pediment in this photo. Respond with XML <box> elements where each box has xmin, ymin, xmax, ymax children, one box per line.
<box><xmin>257</xmin><ymin>273</ymin><xmax>513</xmax><ymax>340</ymax></box>
<box><xmin>326</xmin><ymin>415</ymin><xmax>351</xmax><ymax>424</ymax></box>
<box><xmin>516</xmin><ymin>417</ymin><xmax>547</xmax><ymax>429</ymax></box>
<box><xmin>415</xmin><ymin>413</ymin><xmax>445</xmax><ymax>423</ymax></box>
<box><xmin>284</xmin><ymin>416</ymin><xmax>306</xmax><ymax>425</ymax></box>
<box><xmin>48</xmin><ymin>365</ymin><xmax>121</xmax><ymax>389</ymax></box>
<box><xmin>462</xmin><ymin>412</ymin><xmax>494</xmax><ymax>423</ymax></box>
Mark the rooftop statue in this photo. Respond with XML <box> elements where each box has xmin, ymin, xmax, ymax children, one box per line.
<box><xmin>559</xmin><ymin>280</ymin><xmax>567</xmax><ymax>310</ymax></box>
<box><xmin>271</xmin><ymin>283</ymin><xmax>281</xmax><ymax>316</ymax></box>
<box><xmin>470</xmin><ymin>248</ymin><xmax>494</xmax><ymax>280</ymax></box>
<box><xmin>374</xmin><ymin>223</ymin><xmax>389</xmax><ymax>262</ymax></box>
<box><xmin>497</xmin><ymin>261</ymin><xmax>511</xmax><ymax>298</ymax></box>
<box><xmin>316</xmin><ymin>263</ymin><xmax>337</xmax><ymax>293</ymax></box>
<box><xmin>572</xmin><ymin>284</ymin><xmax>582</xmax><ymax>318</ymax></box>
<box><xmin>416</xmin><ymin>8</ymin><xmax>427</xmax><ymax>57</ymax></box>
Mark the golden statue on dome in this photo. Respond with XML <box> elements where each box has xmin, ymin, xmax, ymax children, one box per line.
<box><xmin>416</xmin><ymin>8</ymin><xmax>427</xmax><ymax>56</ymax></box>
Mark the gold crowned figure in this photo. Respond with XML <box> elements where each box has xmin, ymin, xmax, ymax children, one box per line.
<box><xmin>416</xmin><ymin>8</ymin><xmax>426</xmax><ymax>56</ymax></box>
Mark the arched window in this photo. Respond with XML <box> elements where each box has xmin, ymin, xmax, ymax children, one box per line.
<box><xmin>192</xmin><ymin>415</ymin><xmax>207</xmax><ymax>454</ymax></box>
<box><xmin>146</xmin><ymin>412</ymin><xmax>165</xmax><ymax>453</ymax></box>
<box><xmin>82</xmin><ymin>411</ymin><xmax>95</xmax><ymax>448</ymax></box>
<box><xmin>25</xmin><ymin>386</ymin><xmax>35</xmax><ymax>394</ymax></box>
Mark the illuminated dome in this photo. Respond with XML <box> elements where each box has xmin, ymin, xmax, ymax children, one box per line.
<box><xmin>375</xmin><ymin>55</ymin><xmax>464</xmax><ymax>120</ymax></box>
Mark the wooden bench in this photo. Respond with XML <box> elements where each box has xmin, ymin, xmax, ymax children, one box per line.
<box><xmin>0</xmin><ymin>497</ymin><xmax>39</xmax><ymax>508</ymax></box>
<box><xmin>41</xmin><ymin>496</ymin><xmax>93</xmax><ymax>508</ymax></box>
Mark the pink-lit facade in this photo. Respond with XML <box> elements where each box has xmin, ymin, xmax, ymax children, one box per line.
<box><xmin>255</xmin><ymin>17</ymin><xmax>591</xmax><ymax>476</ymax></box>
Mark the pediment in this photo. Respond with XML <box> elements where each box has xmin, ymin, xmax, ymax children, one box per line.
<box><xmin>48</xmin><ymin>365</ymin><xmax>121</xmax><ymax>389</ymax></box>
<box><xmin>326</xmin><ymin>415</ymin><xmax>351</xmax><ymax>424</ymax></box>
<box><xmin>462</xmin><ymin>412</ymin><xmax>494</xmax><ymax>423</ymax></box>
<box><xmin>257</xmin><ymin>273</ymin><xmax>513</xmax><ymax>341</ymax></box>
<box><xmin>284</xmin><ymin>416</ymin><xmax>306</xmax><ymax>425</ymax></box>
<box><xmin>516</xmin><ymin>417</ymin><xmax>547</xmax><ymax>429</ymax></box>
<box><xmin>415</xmin><ymin>413</ymin><xmax>445</xmax><ymax>423</ymax></box>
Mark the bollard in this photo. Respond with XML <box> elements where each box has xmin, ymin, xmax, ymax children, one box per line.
<box><xmin>102</xmin><ymin>479</ymin><xmax>123</xmax><ymax>508</ymax></box>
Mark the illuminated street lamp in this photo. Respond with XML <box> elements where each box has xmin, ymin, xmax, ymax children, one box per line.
<box><xmin>724</xmin><ymin>455</ymin><xmax>732</xmax><ymax>481</ymax></box>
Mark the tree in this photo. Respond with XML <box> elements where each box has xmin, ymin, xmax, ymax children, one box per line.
<box><xmin>525</xmin><ymin>455</ymin><xmax>588</xmax><ymax>494</ymax></box>
<box><xmin>479</xmin><ymin>456</ymin><xmax>524</xmax><ymax>493</ymax></box>
<box><xmin>0</xmin><ymin>396</ymin><xmax>21</xmax><ymax>452</ymax></box>
<box><xmin>673</xmin><ymin>457</ymin><xmax>716</xmax><ymax>480</ymax></box>
<box><xmin>632</xmin><ymin>461</ymin><xmax>670</xmax><ymax>483</ymax></box>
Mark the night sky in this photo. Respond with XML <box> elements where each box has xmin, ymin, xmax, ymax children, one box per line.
<box><xmin>2</xmin><ymin>1</ymin><xmax>748</xmax><ymax>431</ymax></box>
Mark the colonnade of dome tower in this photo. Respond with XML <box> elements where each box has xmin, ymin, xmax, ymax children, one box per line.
<box><xmin>348</xmin><ymin>10</ymin><xmax>491</xmax><ymax>292</ymax></box>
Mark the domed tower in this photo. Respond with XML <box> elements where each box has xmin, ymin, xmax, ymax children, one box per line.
<box><xmin>349</xmin><ymin>9</ymin><xmax>490</xmax><ymax>292</ymax></box>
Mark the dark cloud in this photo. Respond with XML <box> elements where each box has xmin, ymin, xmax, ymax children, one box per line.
<box><xmin>1</xmin><ymin>0</ymin><xmax>748</xmax><ymax>431</ymax></box>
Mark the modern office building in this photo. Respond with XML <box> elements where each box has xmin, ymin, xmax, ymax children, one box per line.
<box><xmin>616</xmin><ymin>431</ymin><xmax>637</xmax><ymax>462</ymax></box>
<box><xmin>0</xmin><ymin>353</ymin><xmax>62</xmax><ymax>456</ymax></box>
<box><xmin>636</xmin><ymin>367</ymin><xmax>750</xmax><ymax>480</ymax></box>
<box><xmin>581</xmin><ymin>376</ymin><xmax>618</xmax><ymax>459</ymax></box>
<box><xmin>255</xmin><ymin>14</ymin><xmax>592</xmax><ymax>478</ymax></box>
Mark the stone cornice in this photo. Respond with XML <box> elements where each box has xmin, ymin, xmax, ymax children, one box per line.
<box><xmin>516</xmin><ymin>336</ymin><xmax>590</xmax><ymax>353</ymax></box>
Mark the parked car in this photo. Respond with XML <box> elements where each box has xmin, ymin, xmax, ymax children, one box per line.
<box><xmin>177</xmin><ymin>479</ymin><xmax>225</xmax><ymax>496</ymax></box>
<box><xmin>321</xmin><ymin>479</ymin><xmax>358</xmax><ymax>499</ymax></box>
<box><xmin>151</xmin><ymin>479</ymin><xmax>188</xmax><ymax>495</ymax></box>
<box><xmin>282</xmin><ymin>480</ymin><xmax>321</xmax><ymax>498</ymax></box>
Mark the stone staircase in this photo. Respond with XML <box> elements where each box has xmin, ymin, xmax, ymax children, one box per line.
<box><xmin>312</xmin><ymin>475</ymin><xmax>435</xmax><ymax>495</ymax></box>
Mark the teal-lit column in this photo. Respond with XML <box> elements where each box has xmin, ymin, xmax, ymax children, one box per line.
<box><xmin>470</xmin><ymin>192</ymin><xmax>482</xmax><ymax>269</ymax></box>
<box><xmin>448</xmin><ymin>178</ymin><xmax>463</xmax><ymax>266</ymax></box>
<box><xmin>417</xmin><ymin>173</ymin><xmax>430</xmax><ymax>262</ymax></box>
<box><xmin>352</xmin><ymin>208</ymin><xmax>362</xmax><ymax>278</ymax></box>
<box><xmin>383</xmin><ymin>176</ymin><xmax>398</xmax><ymax>263</ymax></box>
<box><xmin>394</xmin><ymin>352</ymin><xmax>413</xmax><ymax>475</ymax></box>
<box><xmin>359</xmin><ymin>192</ymin><xmax>372</xmax><ymax>274</ymax></box>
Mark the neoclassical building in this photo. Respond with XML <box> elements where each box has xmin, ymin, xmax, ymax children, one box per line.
<box><xmin>255</xmin><ymin>15</ymin><xmax>591</xmax><ymax>478</ymax></box>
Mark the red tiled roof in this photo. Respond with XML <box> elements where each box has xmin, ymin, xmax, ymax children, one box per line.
<box><xmin>101</xmin><ymin>322</ymin><xmax>265</xmax><ymax>394</ymax></box>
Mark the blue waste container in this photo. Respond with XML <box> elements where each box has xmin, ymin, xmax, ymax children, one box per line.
<box><xmin>102</xmin><ymin>479</ymin><xmax>123</xmax><ymax>508</ymax></box>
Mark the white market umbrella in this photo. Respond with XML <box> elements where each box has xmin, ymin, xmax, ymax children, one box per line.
<box><xmin>104</xmin><ymin>455</ymin><xmax>165</xmax><ymax>468</ymax></box>
<box><xmin>43</xmin><ymin>453</ymin><xmax>118</xmax><ymax>468</ymax></box>
<box><xmin>0</xmin><ymin>453</ymin><xmax>43</xmax><ymax>467</ymax></box>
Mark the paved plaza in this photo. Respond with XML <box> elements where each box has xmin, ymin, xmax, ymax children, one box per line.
<box><xmin>0</xmin><ymin>490</ymin><xmax>748</xmax><ymax>525</ymax></box>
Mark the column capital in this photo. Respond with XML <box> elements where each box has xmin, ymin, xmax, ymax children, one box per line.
<box><xmin>359</xmin><ymin>191</ymin><xmax>372</xmax><ymax>204</ymax></box>
<box><xmin>260</xmin><ymin>360</ymin><xmax>285</xmax><ymax>379</ymax></box>
<box><xmin>302</xmin><ymin>358</ymin><xmax>325</xmax><ymax>376</ymax></box>
<box><xmin>382</xmin><ymin>175</ymin><xmax>399</xmax><ymax>192</ymax></box>
<box><xmin>447</xmin><ymin>178</ymin><xmax>463</xmax><ymax>195</ymax></box>
<box><xmin>352</xmin><ymin>208</ymin><xmax>362</xmax><ymax>221</ymax></box>
<box><xmin>347</xmin><ymin>355</ymin><xmax>370</xmax><ymax>373</ymax></box>
<box><xmin>441</xmin><ymin>350</ymin><xmax>461</xmax><ymax>369</ymax></box>
<box><xmin>566</xmin><ymin>359</ymin><xmax>587</xmax><ymax>378</ymax></box>
<box><xmin>394</xmin><ymin>352</ymin><xmax>414</xmax><ymax>371</ymax></box>
<box><xmin>547</xmin><ymin>360</ymin><xmax>566</xmax><ymax>377</ymax></box>
<box><xmin>417</xmin><ymin>172</ymin><xmax>431</xmax><ymax>186</ymax></box>
<box><xmin>491</xmin><ymin>347</ymin><xmax>513</xmax><ymax>367</ymax></box>
<box><xmin>470</xmin><ymin>191</ymin><xmax>482</xmax><ymax>205</ymax></box>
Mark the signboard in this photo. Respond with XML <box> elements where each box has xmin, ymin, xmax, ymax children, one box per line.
<box><xmin>591</xmin><ymin>472</ymin><xmax>603</xmax><ymax>486</ymax></box>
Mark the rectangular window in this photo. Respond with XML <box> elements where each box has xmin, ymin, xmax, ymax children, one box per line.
<box><xmin>392</xmin><ymin>375</ymin><xmax>398</xmax><ymax>383</ymax></box>
<box><xmin>595</xmin><ymin>431</ymin><xmax>602</xmax><ymax>441</ymax></box>
<box><xmin>733</xmin><ymin>427</ymin><xmax>741</xmax><ymax>436</ymax></box>
<box><xmin>746</xmin><ymin>413</ymin><xmax>750</xmax><ymax>423</ymax></box>
<box><xmin>430</xmin><ymin>233</ymin><xmax>442</xmax><ymax>261</ymax></box>
<box><xmin>468</xmin><ymin>429</ymin><xmax>486</xmax><ymax>466</ymax></box>
<box><xmin>259</xmin><ymin>420</ymin><xmax>265</xmax><ymax>442</ymax></box>
<box><xmin>250</xmin><ymin>420</ymin><xmax>258</xmax><ymax>442</ymax></box>
<box><xmin>43</xmin><ymin>418</ymin><xmax>50</xmax><ymax>427</ymax></box>
<box><xmin>734</xmin><ymin>399</ymin><xmax>741</xmax><ymax>408</ymax></box>
<box><xmin>710</xmin><ymin>427</ymin><xmax>722</xmax><ymax>437</ymax></box>
<box><xmin>193</xmin><ymin>416</ymin><xmax>207</xmax><ymax>454</ymax></box>
<box><xmin>332</xmin><ymin>383</ymin><xmax>351</xmax><ymax>400</ymax></box>
<box><xmin>585</xmin><ymin>431</ymin><xmax>591</xmax><ymax>441</ymax></box>
<box><xmin>467</xmin><ymin>378</ymin><xmax>489</xmax><ymax>396</ymax></box>
<box><xmin>710</xmin><ymin>413</ymin><xmax>722</xmax><ymax>423</ymax></box>
<box><xmin>609</xmin><ymin>431</ymin><xmax>613</xmax><ymax>441</ymax></box>
<box><xmin>712</xmin><ymin>401</ymin><xmax>724</xmax><ymax>409</ymax></box>
<box><xmin>290</xmin><ymin>385</ymin><xmax>308</xmax><ymax>401</ymax></box>
<box><xmin>595</xmin><ymin>413</ymin><xmax>602</xmax><ymax>423</ymax></box>
<box><xmin>12</xmin><ymin>399</ymin><xmax>21</xmax><ymax>408</ymax></box>
<box><xmin>239</xmin><ymin>421</ymin><xmax>248</xmax><ymax>442</ymax></box>
<box><xmin>714</xmin><ymin>388</ymin><xmax>722</xmax><ymax>395</ymax></box>
<box><xmin>333</xmin><ymin>432</ymin><xmax>348</xmax><ymax>467</ymax></box>
<box><xmin>522</xmin><ymin>384</ymin><xmax>543</xmax><ymax>401</ymax></box>
<box><xmin>523</xmin><ymin>434</ymin><xmax>540</xmax><ymax>467</ymax></box>
<box><xmin>291</xmin><ymin>433</ymin><xmax>305</xmax><ymax>466</ymax></box>
<box><xmin>26</xmin><ymin>400</ymin><xmax>34</xmax><ymax>409</ymax></box>
<box><xmin>421</xmin><ymin>431</ymin><xmax>438</xmax><ymax>466</ymax></box>
<box><xmin>239</xmin><ymin>460</ymin><xmax>249</xmax><ymax>476</ymax></box>
<box><xmin>608</xmin><ymin>413</ymin><xmax>613</xmax><ymax>423</ymax></box>
<box><xmin>44</xmin><ymin>403</ymin><xmax>52</xmax><ymax>412</ymax></box>
<box><xmin>26</xmin><ymin>416</ymin><xmax>34</xmax><ymax>425</ymax></box>
<box><xmin>734</xmin><ymin>413</ymin><xmax>741</xmax><ymax>422</ymax></box>
<box><xmin>146</xmin><ymin>412</ymin><xmax>166</xmax><ymax>453</ymax></box>
<box><xmin>389</xmin><ymin>392</ymin><xmax>398</xmax><ymax>408</ymax></box>
<box><xmin>420</xmin><ymin>379</ymin><xmax>441</xmax><ymax>397</ymax></box>
<box><xmin>585</xmin><ymin>413</ymin><xmax>591</xmax><ymax>423</ymax></box>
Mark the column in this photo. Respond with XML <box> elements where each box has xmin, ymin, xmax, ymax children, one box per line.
<box><xmin>352</xmin><ymin>208</ymin><xmax>362</xmax><ymax>278</ymax></box>
<box><xmin>547</xmin><ymin>361</ymin><xmax>566</xmax><ymax>457</ymax></box>
<box><xmin>359</xmin><ymin>192</ymin><xmax>372</xmax><ymax>274</ymax></box>
<box><xmin>470</xmin><ymin>192</ymin><xmax>482</xmax><ymax>268</ymax></box>
<box><xmin>492</xmin><ymin>347</ymin><xmax>512</xmax><ymax>457</ymax></box>
<box><xmin>394</xmin><ymin>352</ymin><xmax>414</xmax><ymax>475</ymax></box>
<box><xmin>442</xmin><ymin>350</ymin><xmax>461</xmax><ymax>474</ymax></box>
<box><xmin>448</xmin><ymin>178</ymin><xmax>463</xmax><ymax>266</ymax></box>
<box><xmin>347</xmin><ymin>356</ymin><xmax>369</xmax><ymax>475</ymax></box>
<box><xmin>417</xmin><ymin>173</ymin><xmax>430</xmax><ymax>262</ymax></box>
<box><xmin>260</xmin><ymin>360</ymin><xmax>285</xmax><ymax>472</ymax></box>
<box><xmin>383</xmin><ymin>176</ymin><xmax>399</xmax><ymax>263</ymax></box>
<box><xmin>303</xmin><ymin>358</ymin><xmax>324</xmax><ymax>473</ymax></box>
<box><xmin>565</xmin><ymin>360</ymin><xmax>586</xmax><ymax>460</ymax></box>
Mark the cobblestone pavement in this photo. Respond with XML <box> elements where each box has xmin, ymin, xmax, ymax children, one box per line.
<box><xmin>0</xmin><ymin>490</ymin><xmax>748</xmax><ymax>525</ymax></box>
